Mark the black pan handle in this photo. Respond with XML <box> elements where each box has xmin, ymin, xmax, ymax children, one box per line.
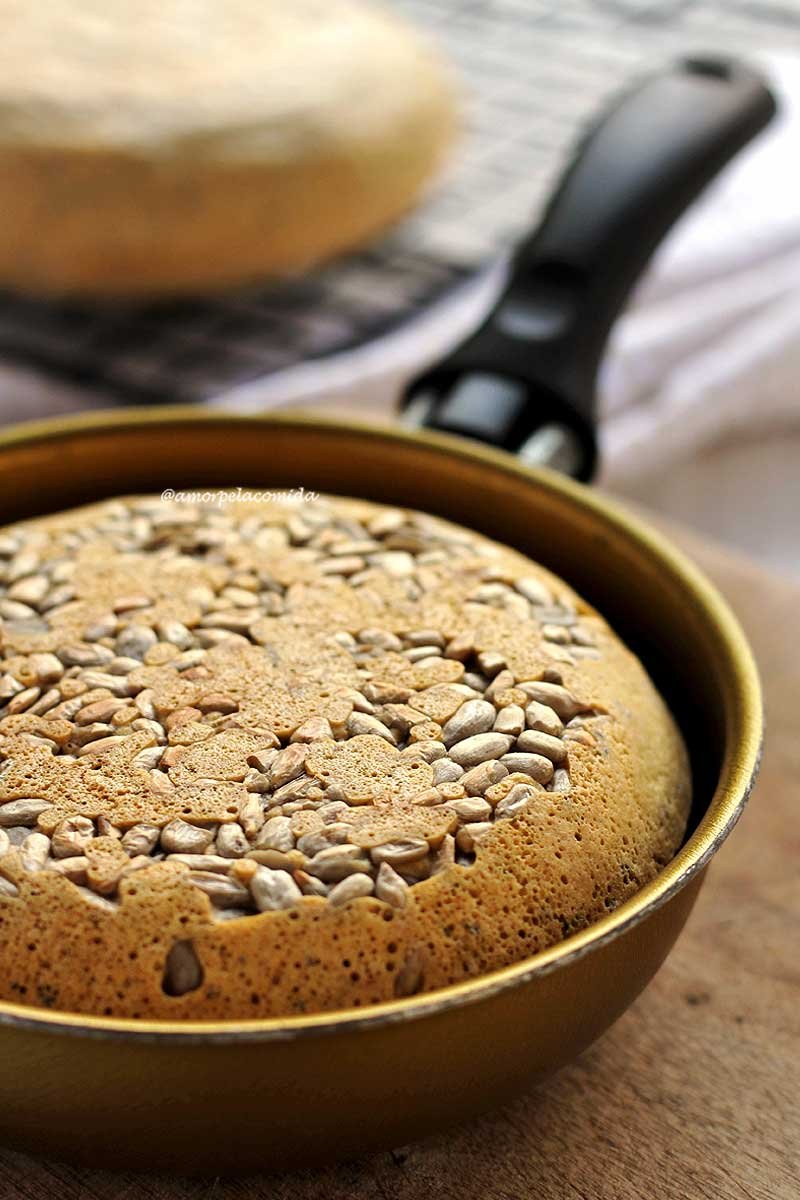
<box><xmin>401</xmin><ymin>58</ymin><xmax>776</xmax><ymax>480</ymax></box>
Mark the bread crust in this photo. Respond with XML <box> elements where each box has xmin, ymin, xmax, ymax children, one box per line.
<box><xmin>0</xmin><ymin>495</ymin><xmax>691</xmax><ymax>1019</ymax></box>
<box><xmin>0</xmin><ymin>0</ymin><xmax>455</xmax><ymax>295</ymax></box>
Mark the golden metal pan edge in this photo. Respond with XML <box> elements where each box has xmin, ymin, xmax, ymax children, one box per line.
<box><xmin>0</xmin><ymin>408</ymin><xmax>764</xmax><ymax>1043</ymax></box>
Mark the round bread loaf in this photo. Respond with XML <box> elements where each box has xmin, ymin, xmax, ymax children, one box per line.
<box><xmin>0</xmin><ymin>0</ymin><xmax>455</xmax><ymax>296</ymax></box>
<box><xmin>0</xmin><ymin>493</ymin><xmax>690</xmax><ymax>1020</ymax></box>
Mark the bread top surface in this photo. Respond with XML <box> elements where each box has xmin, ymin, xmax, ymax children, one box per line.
<box><xmin>0</xmin><ymin>0</ymin><xmax>452</xmax><ymax>157</ymax></box>
<box><xmin>0</xmin><ymin>493</ymin><xmax>690</xmax><ymax>1019</ymax></box>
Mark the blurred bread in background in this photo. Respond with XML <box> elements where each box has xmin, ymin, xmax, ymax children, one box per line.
<box><xmin>0</xmin><ymin>0</ymin><xmax>456</xmax><ymax>297</ymax></box>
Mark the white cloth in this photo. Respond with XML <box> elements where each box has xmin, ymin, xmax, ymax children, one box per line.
<box><xmin>599</xmin><ymin>52</ymin><xmax>800</xmax><ymax>494</ymax></box>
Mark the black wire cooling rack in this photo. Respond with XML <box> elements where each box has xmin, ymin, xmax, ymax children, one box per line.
<box><xmin>0</xmin><ymin>0</ymin><xmax>797</xmax><ymax>405</ymax></box>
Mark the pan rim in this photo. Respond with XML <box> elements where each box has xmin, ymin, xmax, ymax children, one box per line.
<box><xmin>0</xmin><ymin>408</ymin><xmax>764</xmax><ymax>1043</ymax></box>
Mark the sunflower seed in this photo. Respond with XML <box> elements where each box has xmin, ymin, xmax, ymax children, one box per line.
<box><xmin>293</xmin><ymin>869</ymin><xmax>329</xmax><ymax>898</ymax></box>
<box><xmin>524</xmin><ymin>701</ymin><xmax>564</xmax><ymax>737</ymax></box>
<box><xmin>432</xmin><ymin>758</ymin><xmax>464</xmax><ymax>785</ymax></box>
<box><xmin>476</xmin><ymin>650</ymin><xmax>506</xmax><ymax>678</ymax></box>
<box><xmin>394</xmin><ymin>952</ymin><xmax>424</xmax><ymax>997</ymax></box>
<box><xmin>132</xmin><ymin>746</ymin><xmax>165</xmax><ymax>770</ymax></box>
<box><xmin>57</xmin><ymin>644</ymin><xmax>114</xmax><ymax>668</ymax></box>
<box><xmin>163</xmin><ymin>940</ymin><xmax>204</xmax><ymax>996</ymax></box>
<box><xmin>48</xmin><ymin>855</ymin><xmax>90</xmax><ymax>884</ymax></box>
<box><xmin>113</xmin><ymin>595</ymin><xmax>151</xmax><ymax>614</ymax></box>
<box><xmin>268</xmin><ymin>743</ymin><xmax>309</xmax><ymax>789</ymax></box>
<box><xmin>404</xmin><ymin>739</ymin><xmax>445</xmax><ymax>764</ymax></box>
<box><xmin>369</xmin><ymin>551</ymin><xmax>415</xmax><ymax>577</ymax></box>
<box><xmin>51</xmin><ymin>816</ymin><xmax>96</xmax><ymax>859</ymax></box>
<box><xmin>75</xmin><ymin>698</ymin><xmax>128</xmax><ymax>726</ymax></box>
<box><xmin>405</xmin><ymin>629</ymin><xmax>446</xmax><ymax>648</ymax></box>
<box><xmin>366</xmin><ymin>509</ymin><xmax>405</xmax><ymax>538</ymax></box>
<box><xmin>515</xmin><ymin>577</ymin><xmax>552</xmax><ymax>606</ymax></box>
<box><xmin>563</xmin><ymin>727</ymin><xmax>596</xmax><ymax>747</ymax></box>
<box><xmin>552</xmin><ymin>767</ymin><xmax>571</xmax><ymax>793</ymax></box>
<box><xmin>20</xmin><ymin>831</ymin><xmax>50</xmax><ymax>871</ymax></box>
<box><xmin>448</xmin><ymin>732</ymin><xmax>513</xmax><ymax>769</ymax></box>
<box><xmin>346</xmin><ymin>712</ymin><xmax>396</xmax><ymax>743</ymax></box>
<box><xmin>504</xmin><ymin>593</ymin><xmax>533</xmax><ymax>621</ymax></box>
<box><xmin>5</xmin><ymin>686</ymin><xmax>41</xmax><ymax>714</ymax></box>
<box><xmin>358</xmin><ymin>628</ymin><xmax>403</xmax><ymax>651</ymax></box>
<box><xmin>516</xmin><ymin>729</ymin><xmax>567</xmax><ymax>763</ymax></box>
<box><xmin>215</xmin><ymin>822</ymin><xmax>249</xmax><ymax>858</ymax></box>
<box><xmin>83</xmin><ymin>614</ymin><xmax>118</xmax><ymax>641</ymax></box>
<box><xmin>371</xmin><ymin>837</ymin><xmax>429</xmax><ymax>866</ymax></box>
<box><xmin>317</xmin><ymin>801</ymin><xmax>349</xmax><ymax>824</ymax></box>
<box><xmin>26</xmin><ymin>653</ymin><xmax>64</xmax><ymax>686</ymax></box>
<box><xmin>493</xmin><ymin>704</ymin><xmax>525</xmax><ymax>737</ymax></box>
<box><xmin>171</xmin><ymin>648</ymin><xmax>208</xmax><ymax>670</ymax></box>
<box><xmin>200</xmin><ymin>611</ymin><xmax>258</xmax><ymax>634</ymax></box>
<box><xmin>291</xmin><ymin>716</ymin><xmax>333</xmax><ymax>742</ymax></box>
<box><xmin>306</xmin><ymin>844</ymin><xmax>371</xmax><ymax>882</ymax></box>
<box><xmin>150</xmin><ymin>620</ymin><xmax>191</xmax><ymax>650</ymax></box>
<box><xmin>222</xmin><ymin>585</ymin><xmax>262</xmax><ymax>607</ymax></box>
<box><xmin>77</xmin><ymin>735</ymin><xmax>129</xmax><ymax>757</ymax></box>
<box><xmin>363</xmin><ymin>681</ymin><xmax>414</xmax><ymax>704</ymax></box>
<box><xmin>243</xmin><ymin>750</ymin><xmax>276</xmax><ymax>777</ymax></box>
<box><xmin>96</xmin><ymin>816</ymin><xmax>121</xmax><ymax>839</ymax></box>
<box><xmin>447</xmin><ymin>797</ymin><xmax>492</xmax><ymax>823</ymax></box>
<box><xmin>296</xmin><ymin>823</ymin><xmax>349</xmax><ymax>857</ymax></box>
<box><xmin>158</xmin><ymin>819</ymin><xmax>213</xmax><ymax>855</ymax></box>
<box><xmin>499</xmin><ymin>753</ymin><xmax>554</xmax><ymax>783</ymax></box>
<box><xmin>0</xmin><ymin>674</ymin><xmax>23</xmax><ymax>702</ymax></box>
<box><xmin>115</xmin><ymin>625</ymin><xmax>158</xmax><ymax>659</ymax></box>
<box><xmin>121</xmin><ymin>824</ymin><xmax>160</xmax><ymax>856</ymax></box>
<box><xmin>196</xmin><ymin>693</ymin><xmax>239</xmax><ymax>715</ymax></box>
<box><xmin>79</xmin><ymin>672</ymin><xmax>133</xmax><ymax>698</ymax></box>
<box><xmin>244</xmin><ymin>769</ymin><xmax>272</xmax><ymax>794</ymax></box>
<box><xmin>254</xmin><ymin>816</ymin><xmax>295</xmax><ymax>853</ymax></box>
<box><xmin>6</xmin><ymin>549</ymin><xmax>40</xmax><ymax>581</ymax></box>
<box><xmin>537</xmin><ymin>606</ymin><xmax>577</xmax><ymax>627</ymax></box>
<box><xmin>469</xmin><ymin>582</ymin><xmax>511</xmax><ymax>605</ymax></box>
<box><xmin>275</xmin><ymin>774</ymin><xmax>323</xmax><ymax>805</ymax></box>
<box><xmin>250</xmin><ymin>866</ymin><xmax>302</xmax><ymax>912</ymax></box>
<box><xmin>495</xmin><ymin>783</ymin><xmax>539</xmax><ymax>820</ymax></box>
<box><xmin>328</xmin><ymin>874</ymin><xmax>374</xmax><ymax>906</ymax></box>
<box><xmin>0</xmin><ymin>599</ymin><xmax>35</xmax><ymax>620</ymax></box>
<box><xmin>518</xmin><ymin>681</ymin><xmax>583</xmax><ymax>722</ymax></box>
<box><xmin>129</xmin><ymin>688</ymin><xmax>156</xmax><ymax>719</ymax></box>
<box><xmin>459</xmin><ymin>759</ymin><xmax>508</xmax><ymax>796</ymax></box>
<box><xmin>188</xmin><ymin>871</ymin><xmax>250</xmax><ymax>909</ymax></box>
<box><xmin>455</xmin><ymin>822</ymin><xmax>493</xmax><ymax>853</ymax></box>
<box><xmin>408</xmin><ymin>786</ymin><xmax>443</xmax><ymax>808</ymax></box>
<box><xmin>238</xmin><ymin>796</ymin><xmax>266</xmax><ymax>839</ymax></box>
<box><xmin>27</xmin><ymin>688</ymin><xmax>61</xmax><ymax>717</ymax></box>
<box><xmin>8</xmin><ymin>575</ymin><xmax>49</xmax><ymax>607</ymax></box>
<box><xmin>462</xmin><ymin>672</ymin><xmax>488</xmax><ymax>692</ymax></box>
<box><xmin>0</xmin><ymin>798</ymin><xmax>53</xmax><ymax>826</ymax></box>
<box><xmin>374</xmin><ymin>861</ymin><xmax>408</xmax><ymax>908</ymax></box>
<box><xmin>169</xmin><ymin>854</ymin><xmax>234</xmax><ymax>873</ymax></box>
<box><xmin>403</xmin><ymin>644</ymin><xmax>441</xmax><ymax>663</ymax></box>
<box><xmin>441</xmin><ymin>699</ymin><xmax>496</xmax><ymax>748</ymax></box>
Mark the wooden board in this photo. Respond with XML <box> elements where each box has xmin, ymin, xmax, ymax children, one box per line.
<box><xmin>2</xmin><ymin>516</ymin><xmax>797</xmax><ymax>1198</ymax></box>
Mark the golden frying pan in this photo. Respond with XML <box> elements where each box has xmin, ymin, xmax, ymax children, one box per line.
<box><xmin>0</xmin><ymin>62</ymin><xmax>770</xmax><ymax>1173</ymax></box>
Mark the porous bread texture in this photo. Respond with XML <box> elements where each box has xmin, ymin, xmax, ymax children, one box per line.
<box><xmin>0</xmin><ymin>495</ymin><xmax>691</xmax><ymax>1020</ymax></box>
<box><xmin>0</xmin><ymin>0</ymin><xmax>455</xmax><ymax>295</ymax></box>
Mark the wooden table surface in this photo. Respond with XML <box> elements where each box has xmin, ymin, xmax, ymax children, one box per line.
<box><xmin>1</xmin><ymin>518</ymin><xmax>797</xmax><ymax>1200</ymax></box>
